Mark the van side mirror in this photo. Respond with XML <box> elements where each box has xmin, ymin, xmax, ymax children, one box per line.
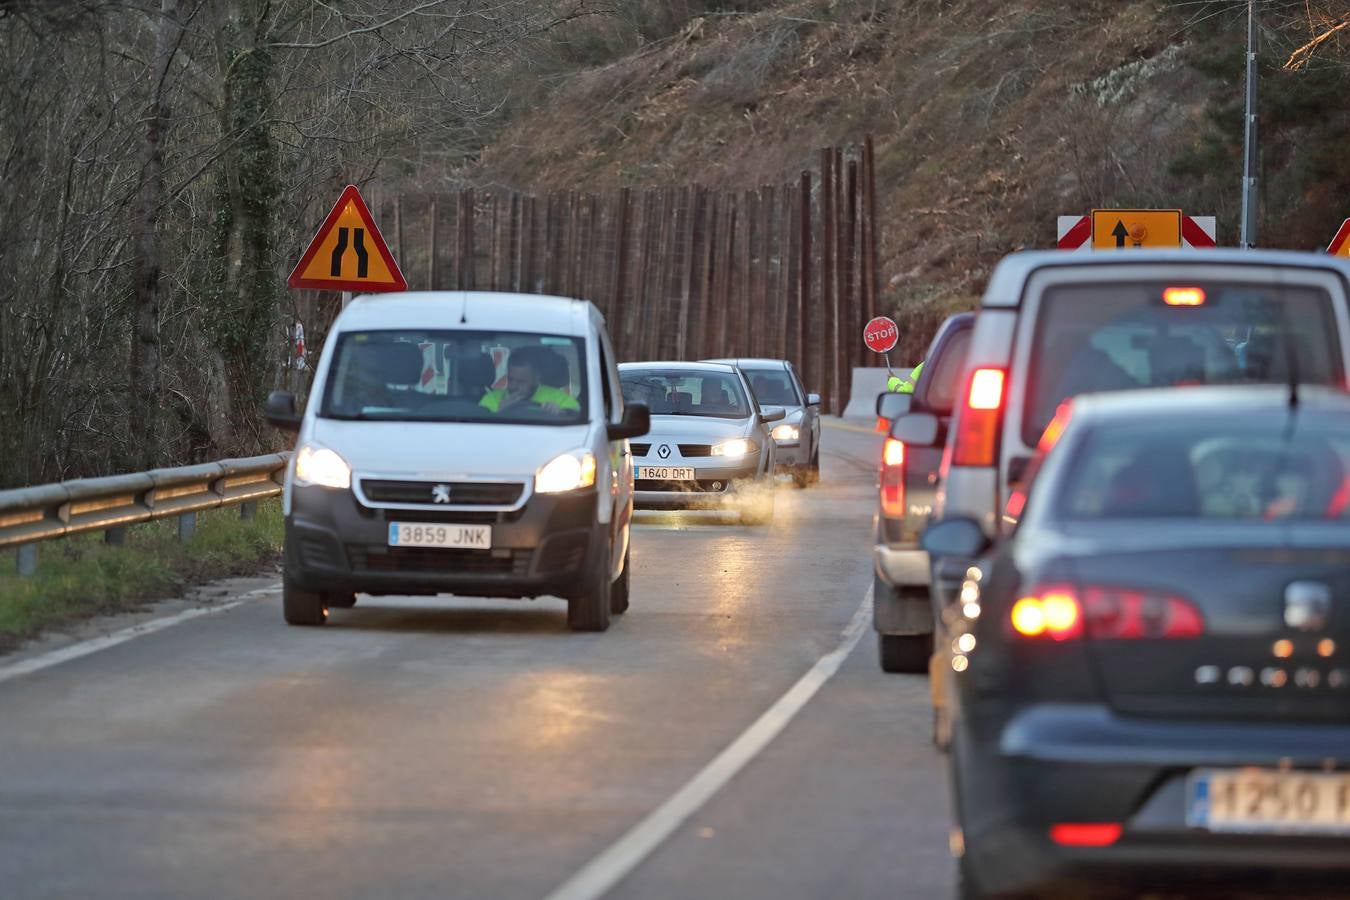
<box><xmin>891</xmin><ymin>412</ymin><xmax>940</xmax><ymax>447</ymax></box>
<box><xmin>877</xmin><ymin>392</ymin><xmax>912</xmax><ymax>419</ymax></box>
<box><xmin>610</xmin><ymin>403</ymin><xmax>650</xmax><ymax>441</ymax></box>
<box><xmin>807</xmin><ymin>393</ymin><xmax>822</xmax><ymax>407</ymax></box>
<box><xmin>760</xmin><ymin>405</ymin><xmax>786</xmax><ymax>424</ymax></box>
<box><xmin>266</xmin><ymin>390</ymin><xmax>302</xmax><ymax>432</ymax></box>
<box><xmin>921</xmin><ymin>517</ymin><xmax>991</xmax><ymax>559</ymax></box>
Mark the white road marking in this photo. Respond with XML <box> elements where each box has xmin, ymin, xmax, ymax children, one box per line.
<box><xmin>542</xmin><ymin>585</ymin><xmax>874</xmax><ymax>900</ymax></box>
<box><xmin>0</xmin><ymin>583</ymin><xmax>281</xmax><ymax>685</ymax></box>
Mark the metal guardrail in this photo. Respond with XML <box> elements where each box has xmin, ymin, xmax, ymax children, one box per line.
<box><xmin>0</xmin><ymin>454</ymin><xmax>290</xmax><ymax>575</ymax></box>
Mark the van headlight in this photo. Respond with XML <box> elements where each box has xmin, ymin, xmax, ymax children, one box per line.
<box><xmin>711</xmin><ymin>438</ymin><xmax>755</xmax><ymax>459</ymax></box>
<box><xmin>536</xmin><ymin>450</ymin><xmax>597</xmax><ymax>494</ymax></box>
<box><xmin>294</xmin><ymin>445</ymin><xmax>352</xmax><ymax>489</ymax></box>
<box><xmin>771</xmin><ymin>424</ymin><xmax>799</xmax><ymax>442</ymax></box>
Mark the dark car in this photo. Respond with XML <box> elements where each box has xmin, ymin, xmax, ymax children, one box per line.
<box><xmin>925</xmin><ymin>385</ymin><xmax>1350</xmax><ymax>899</ymax></box>
<box><xmin>872</xmin><ymin>312</ymin><xmax>974</xmax><ymax>672</ymax></box>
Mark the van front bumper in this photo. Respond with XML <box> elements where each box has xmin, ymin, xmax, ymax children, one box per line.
<box><xmin>284</xmin><ymin>484</ymin><xmax>603</xmax><ymax>599</ymax></box>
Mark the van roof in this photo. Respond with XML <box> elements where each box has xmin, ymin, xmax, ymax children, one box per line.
<box><xmin>981</xmin><ymin>249</ymin><xmax>1350</xmax><ymax>308</ymax></box>
<box><xmin>334</xmin><ymin>292</ymin><xmax>597</xmax><ymax>336</ymax></box>
<box><xmin>618</xmin><ymin>361</ymin><xmax>739</xmax><ymax>374</ymax></box>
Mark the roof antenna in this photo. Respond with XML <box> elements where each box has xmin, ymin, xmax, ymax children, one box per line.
<box><xmin>1277</xmin><ymin>300</ymin><xmax>1299</xmax><ymax>424</ymax></box>
<box><xmin>460</xmin><ymin>292</ymin><xmax>469</xmax><ymax>324</ymax></box>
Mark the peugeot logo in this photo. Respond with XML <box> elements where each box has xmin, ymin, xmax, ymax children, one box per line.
<box><xmin>1285</xmin><ymin>582</ymin><xmax>1332</xmax><ymax>632</ymax></box>
<box><xmin>657</xmin><ymin>444</ymin><xmax>672</xmax><ymax>460</ymax></box>
<box><xmin>432</xmin><ymin>484</ymin><xmax>451</xmax><ymax>504</ymax></box>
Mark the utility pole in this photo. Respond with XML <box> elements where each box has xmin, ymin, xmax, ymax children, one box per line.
<box><xmin>1239</xmin><ymin>0</ymin><xmax>1258</xmax><ymax>248</ymax></box>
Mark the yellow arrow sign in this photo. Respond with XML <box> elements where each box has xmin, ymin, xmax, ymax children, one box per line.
<box><xmin>1091</xmin><ymin>209</ymin><xmax>1183</xmax><ymax>249</ymax></box>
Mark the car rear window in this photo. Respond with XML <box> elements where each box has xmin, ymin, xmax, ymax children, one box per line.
<box><xmin>1056</xmin><ymin>418</ymin><xmax>1350</xmax><ymax>521</ymax></box>
<box><xmin>923</xmin><ymin>328</ymin><xmax>971</xmax><ymax>414</ymax></box>
<box><xmin>1023</xmin><ymin>282</ymin><xmax>1343</xmax><ymax>444</ymax></box>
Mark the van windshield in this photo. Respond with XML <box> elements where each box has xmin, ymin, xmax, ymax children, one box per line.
<box><xmin>320</xmin><ymin>330</ymin><xmax>588</xmax><ymax>425</ymax></box>
<box><xmin>1024</xmin><ymin>282</ymin><xmax>1342</xmax><ymax>444</ymax></box>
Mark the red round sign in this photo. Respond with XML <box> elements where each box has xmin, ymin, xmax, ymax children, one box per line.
<box><xmin>863</xmin><ymin>316</ymin><xmax>899</xmax><ymax>354</ymax></box>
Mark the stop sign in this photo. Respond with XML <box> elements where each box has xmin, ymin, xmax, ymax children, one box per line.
<box><xmin>863</xmin><ymin>316</ymin><xmax>899</xmax><ymax>354</ymax></box>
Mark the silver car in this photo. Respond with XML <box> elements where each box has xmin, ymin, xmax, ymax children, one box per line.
<box><xmin>618</xmin><ymin>362</ymin><xmax>783</xmax><ymax>525</ymax></box>
<box><xmin>704</xmin><ymin>358</ymin><xmax>820</xmax><ymax>487</ymax></box>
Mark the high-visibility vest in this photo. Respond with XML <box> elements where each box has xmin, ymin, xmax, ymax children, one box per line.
<box><xmin>888</xmin><ymin>360</ymin><xmax>925</xmax><ymax>394</ymax></box>
<box><xmin>479</xmin><ymin>384</ymin><xmax>580</xmax><ymax>412</ymax></box>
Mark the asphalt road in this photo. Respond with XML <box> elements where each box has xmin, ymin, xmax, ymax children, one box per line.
<box><xmin>0</xmin><ymin>421</ymin><xmax>957</xmax><ymax>900</ymax></box>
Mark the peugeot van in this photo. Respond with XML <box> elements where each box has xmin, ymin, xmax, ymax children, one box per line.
<box><xmin>265</xmin><ymin>292</ymin><xmax>649</xmax><ymax>632</ymax></box>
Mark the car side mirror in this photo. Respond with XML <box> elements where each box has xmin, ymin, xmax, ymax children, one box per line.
<box><xmin>890</xmin><ymin>412</ymin><xmax>940</xmax><ymax>447</ymax></box>
<box><xmin>921</xmin><ymin>517</ymin><xmax>991</xmax><ymax>559</ymax></box>
<box><xmin>266</xmin><ymin>390</ymin><xmax>302</xmax><ymax>432</ymax></box>
<box><xmin>806</xmin><ymin>393</ymin><xmax>822</xmax><ymax>407</ymax></box>
<box><xmin>760</xmin><ymin>405</ymin><xmax>787</xmax><ymax>424</ymax></box>
<box><xmin>876</xmin><ymin>392</ymin><xmax>912</xmax><ymax>419</ymax></box>
<box><xmin>610</xmin><ymin>403</ymin><xmax>650</xmax><ymax>440</ymax></box>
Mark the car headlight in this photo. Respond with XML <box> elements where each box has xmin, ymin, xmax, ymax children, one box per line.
<box><xmin>711</xmin><ymin>438</ymin><xmax>755</xmax><ymax>459</ymax></box>
<box><xmin>771</xmin><ymin>424</ymin><xmax>800</xmax><ymax>442</ymax></box>
<box><xmin>294</xmin><ymin>445</ymin><xmax>352</xmax><ymax>489</ymax></box>
<box><xmin>536</xmin><ymin>450</ymin><xmax>597</xmax><ymax>494</ymax></box>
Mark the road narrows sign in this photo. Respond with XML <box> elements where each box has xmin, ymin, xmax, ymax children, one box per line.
<box><xmin>1090</xmin><ymin>209</ymin><xmax>1182</xmax><ymax>249</ymax></box>
<box><xmin>864</xmin><ymin>316</ymin><xmax>899</xmax><ymax>354</ymax></box>
<box><xmin>1327</xmin><ymin>220</ymin><xmax>1350</xmax><ymax>257</ymax></box>
<box><xmin>288</xmin><ymin>184</ymin><xmax>407</xmax><ymax>292</ymax></box>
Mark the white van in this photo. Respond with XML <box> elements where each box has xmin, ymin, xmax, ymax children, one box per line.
<box><xmin>265</xmin><ymin>292</ymin><xmax>650</xmax><ymax>632</ymax></box>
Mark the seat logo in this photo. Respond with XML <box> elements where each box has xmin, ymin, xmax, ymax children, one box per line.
<box><xmin>657</xmin><ymin>444</ymin><xmax>672</xmax><ymax>459</ymax></box>
<box><xmin>432</xmin><ymin>484</ymin><xmax>451</xmax><ymax>504</ymax></box>
<box><xmin>1285</xmin><ymin>582</ymin><xmax>1331</xmax><ymax>632</ymax></box>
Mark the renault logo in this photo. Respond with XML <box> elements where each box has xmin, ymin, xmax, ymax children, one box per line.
<box><xmin>1285</xmin><ymin>582</ymin><xmax>1332</xmax><ymax>632</ymax></box>
<box><xmin>432</xmin><ymin>484</ymin><xmax>451</xmax><ymax>504</ymax></box>
<box><xmin>657</xmin><ymin>444</ymin><xmax>672</xmax><ymax>460</ymax></box>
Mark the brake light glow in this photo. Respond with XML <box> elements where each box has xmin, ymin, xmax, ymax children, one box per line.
<box><xmin>1163</xmin><ymin>286</ymin><xmax>1206</xmax><ymax>307</ymax></box>
<box><xmin>880</xmin><ymin>438</ymin><xmax>906</xmax><ymax>517</ymax></box>
<box><xmin>1010</xmin><ymin>586</ymin><xmax>1081</xmax><ymax>640</ymax></box>
<box><xmin>953</xmin><ymin>368</ymin><xmax>1005</xmax><ymax>467</ymax></box>
<box><xmin>1049</xmin><ymin>823</ymin><xmax>1122</xmax><ymax>847</ymax></box>
<box><xmin>968</xmin><ymin>368</ymin><xmax>1005</xmax><ymax>409</ymax></box>
<box><xmin>1009</xmin><ymin>584</ymin><xmax>1205</xmax><ymax>640</ymax></box>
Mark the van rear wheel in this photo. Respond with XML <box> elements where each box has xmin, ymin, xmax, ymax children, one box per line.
<box><xmin>610</xmin><ymin>547</ymin><xmax>631</xmax><ymax>615</ymax></box>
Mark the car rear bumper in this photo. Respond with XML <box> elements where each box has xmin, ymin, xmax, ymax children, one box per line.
<box><xmin>284</xmin><ymin>483</ymin><xmax>603</xmax><ymax>599</ymax></box>
<box><xmin>873</xmin><ymin>543</ymin><xmax>931</xmax><ymax>587</ymax></box>
<box><xmin>956</xmin><ymin>703</ymin><xmax>1350</xmax><ymax>894</ymax></box>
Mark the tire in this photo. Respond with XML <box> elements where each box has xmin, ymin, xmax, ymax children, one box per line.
<box><xmin>568</xmin><ymin>540</ymin><xmax>612</xmax><ymax>632</ymax></box>
<box><xmin>878</xmin><ymin>632</ymin><xmax>932</xmax><ymax>674</ymax></box>
<box><xmin>328</xmin><ymin>591</ymin><xmax>357</xmax><ymax>609</ymax></box>
<box><xmin>283</xmin><ymin>578</ymin><xmax>328</xmax><ymax>626</ymax></box>
<box><xmin>610</xmin><ymin>547</ymin><xmax>630</xmax><ymax>615</ymax></box>
<box><xmin>807</xmin><ymin>448</ymin><xmax>820</xmax><ymax>484</ymax></box>
<box><xmin>792</xmin><ymin>466</ymin><xmax>811</xmax><ymax>489</ymax></box>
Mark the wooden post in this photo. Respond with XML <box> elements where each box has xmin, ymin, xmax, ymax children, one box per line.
<box><xmin>820</xmin><ymin>149</ymin><xmax>836</xmax><ymax>415</ymax></box>
<box><xmin>833</xmin><ymin>147</ymin><xmax>847</xmax><ymax>416</ymax></box>
<box><xmin>609</xmin><ymin>188</ymin><xmax>632</xmax><ymax>358</ymax></box>
<box><xmin>676</xmin><ymin>187</ymin><xmax>696</xmax><ymax>360</ymax></box>
<box><xmin>647</xmin><ymin>189</ymin><xmax>671</xmax><ymax>360</ymax></box>
<box><xmin>488</xmin><ymin>193</ymin><xmax>500</xmax><ymax>292</ymax></box>
<box><xmin>428</xmin><ymin>197</ymin><xmax>439</xmax><ymax>290</ymax></box>
<box><xmin>843</xmin><ymin>158</ymin><xmax>859</xmax><ymax>414</ymax></box>
<box><xmin>394</xmin><ymin>195</ymin><xmax>404</xmax><ymax>273</ymax></box>
<box><xmin>864</xmin><ymin>135</ymin><xmax>881</xmax><ymax>327</ymax></box>
<box><xmin>692</xmin><ymin>192</ymin><xmax>716</xmax><ymax>360</ymax></box>
<box><xmin>758</xmin><ymin>185</ymin><xmax>774</xmax><ymax>359</ymax></box>
<box><xmin>796</xmin><ymin>171</ymin><xmax>811</xmax><ymax>387</ymax></box>
<box><xmin>779</xmin><ymin>183</ymin><xmax>795</xmax><ymax>361</ymax></box>
<box><xmin>521</xmin><ymin>196</ymin><xmax>536</xmax><ymax>293</ymax></box>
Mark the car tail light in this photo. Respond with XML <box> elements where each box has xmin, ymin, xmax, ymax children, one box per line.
<box><xmin>880</xmin><ymin>438</ymin><xmax>906</xmax><ymax>517</ymax></box>
<box><xmin>1049</xmin><ymin>823</ymin><xmax>1122</xmax><ymax>847</ymax></box>
<box><xmin>953</xmin><ymin>368</ymin><xmax>1005</xmax><ymax>467</ymax></box>
<box><xmin>1009</xmin><ymin>584</ymin><xmax>1204</xmax><ymax>640</ymax></box>
<box><xmin>1163</xmin><ymin>286</ymin><xmax>1206</xmax><ymax>307</ymax></box>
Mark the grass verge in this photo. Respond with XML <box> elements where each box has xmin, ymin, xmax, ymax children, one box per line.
<box><xmin>0</xmin><ymin>499</ymin><xmax>283</xmax><ymax>653</ymax></box>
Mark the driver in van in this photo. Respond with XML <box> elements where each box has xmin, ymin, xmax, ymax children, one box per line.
<box><xmin>479</xmin><ymin>349</ymin><xmax>579</xmax><ymax>414</ymax></box>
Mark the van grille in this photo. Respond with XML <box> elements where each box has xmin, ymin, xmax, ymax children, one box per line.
<box><xmin>360</xmin><ymin>480</ymin><xmax>524</xmax><ymax>507</ymax></box>
<box><xmin>346</xmin><ymin>545</ymin><xmax>530</xmax><ymax>576</ymax></box>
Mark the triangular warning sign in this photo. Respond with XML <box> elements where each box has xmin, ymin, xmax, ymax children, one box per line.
<box><xmin>1327</xmin><ymin>219</ymin><xmax>1350</xmax><ymax>258</ymax></box>
<box><xmin>288</xmin><ymin>184</ymin><xmax>407</xmax><ymax>292</ymax></box>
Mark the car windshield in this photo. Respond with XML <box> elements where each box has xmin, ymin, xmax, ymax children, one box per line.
<box><xmin>620</xmin><ymin>369</ymin><xmax>751</xmax><ymax>419</ymax></box>
<box><xmin>1024</xmin><ymin>282</ymin><xmax>1342</xmax><ymax>443</ymax></box>
<box><xmin>320</xmin><ymin>329</ymin><xmax>588</xmax><ymax>425</ymax></box>
<box><xmin>1055</xmin><ymin>417</ymin><xmax>1350</xmax><ymax>521</ymax></box>
<box><xmin>742</xmin><ymin>368</ymin><xmax>800</xmax><ymax>406</ymax></box>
